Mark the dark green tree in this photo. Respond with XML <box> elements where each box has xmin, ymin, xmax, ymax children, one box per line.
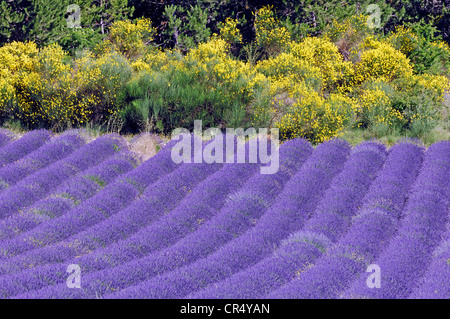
<box><xmin>0</xmin><ymin>0</ymin><xmax>33</xmax><ymax>45</ymax></box>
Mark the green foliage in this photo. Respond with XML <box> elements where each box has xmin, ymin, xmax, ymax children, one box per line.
<box><xmin>0</xmin><ymin>0</ymin><xmax>32</xmax><ymax>44</ymax></box>
<box><xmin>84</xmin><ymin>174</ymin><xmax>105</xmax><ymax>188</ymax></box>
<box><xmin>404</xmin><ymin>20</ymin><xmax>450</xmax><ymax>75</ymax></box>
<box><xmin>0</xmin><ymin>2</ymin><xmax>449</xmax><ymax>145</ymax></box>
<box><xmin>121</xmin><ymin>66</ymin><xmax>243</xmax><ymax>134</ymax></box>
<box><xmin>254</xmin><ymin>5</ymin><xmax>291</xmax><ymax>59</ymax></box>
<box><xmin>97</xmin><ymin>18</ymin><xmax>155</xmax><ymax>59</ymax></box>
<box><xmin>162</xmin><ymin>4</ymin><xmax>211</xmax><ymax>53</ymax></box>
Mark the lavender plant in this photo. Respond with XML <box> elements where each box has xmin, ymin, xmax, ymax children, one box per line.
<box><xmin>107</xmin><ymin>139</ymin><xmax>350</xmax><ymax>299</ymax></box>
<box><xmin>0</xmin><ymin>128</ymin><xmax>14</xmax><ymax>149</ymax></box>
<box><xmin>341</xmin><ymin>141</ymin><xmax>450</xmax><ymax>298</ymax></box>
<box><xmin>266</xmin><ymin>141</ymin><xmax>424</xmax><ymax>299</ymax></box>
<box><xmin>12</xmin><ymin>137</ymin><xmax>313</xmax><ymax>298</ymax></box>
<box><xmin>0</xmin><ymin>130</ymin><xmax>52</xmax><ymax>168</ymax></box>
<box><xmin>0</xmin><ymin>153</ymin><xmax>137</xmax><ymax>241</ymax></box>
<box><xmin>189</xmin><ymin>141</ymin><xmax>387</xmax><ymax>298</ymax></box>
<box><xmin>0</xmin><ymin>133</ymin><xmax>84</xmax><ymax>191</ymax></box>
<box><xmin>0</xmin><ymin>134</ymin><xmax>127</xmax><ymax>221</ymax></box>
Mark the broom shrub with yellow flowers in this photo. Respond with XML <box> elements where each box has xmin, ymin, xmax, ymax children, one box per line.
<box><xmin>254</xmin><ymin>5</ymin><xmax>291</xmax><ymax>59</ymax></box>
<box><xmin>95</xmin><ymin>18</ymin><xmax>156</xmax><ymax>60</ymax></box>
<box><xmin>386</xmin><ymin>20</ymin><xmax>450</xmax><ymax>77</ymax></box>
<box><xmin>0</xmin><ymin>6</ymin><xmax>449</xmax><ymax>145</ymax></box>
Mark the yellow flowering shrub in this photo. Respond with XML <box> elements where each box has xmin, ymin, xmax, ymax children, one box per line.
<box><xmin>97</xmin><ymin>18</ymin><xmax>156</xmax><ymax>59</ymax></box>
<box><xmin>275</xmin><ymin>82</ymin><xmax>358</xmax><ymax>144</ymax></box>
<box><xmin>254</xmin><ymin>5</ymin><xmax>290</xmax><ymax>57</ymax></box>
<box><xmin>0</xmin><ymin>41</ymin><xmax>39</xmax><ymax>115</ymax></box>
<box><xmin>0</xmin><ymin>40</ymin><xmax>132</xmax><ymax>128</ymax></box>
<box><xmin>132</xmin><ymin>48</ymin><xmax>182</xmax><ymax>73</ymax></box>
<box><xmin>357</xmin><ymin>87</ymin><xmax>399</xmax><ymax>127</ymax></box>
<box><xmin>185</xmin><ymin>36</ymin><xmax>230</xmax><ymax>65</ymax></box>
<box><xmin>323</xmin><ymin>13</ymin><xmax>372</xmax><ymax>44</ymax></box>
<box><xmin>13</xmin><ymin>44</ymin><xmax>100</xmax><ymax>127</ymax></box>
<box><xmin>0</xmin><ymin>71</ymin><xmax>14</xmax><ymax>112</ymax></box>
<box><xmin>352</xmin><ymin>39</ymin><xmax>414</xmax><ymax>85</ymax></box>
<box><xmin>386</xmin><ymin>26</ymin><xmax>418</xmax><ymax>56</ymax></box>
<box><xmin>255</xmin><ymin>52</ymin><xmax>323</xmax><ymax>92</ymax></box>
<box><xmin>90</xmin><ymin>51</ymin><xmax>132</xmax><ymax>120</ymax></box>
<box><xmin>218</xmin><ymin>17</ymin><xmax>242</xmax><ymax>45</ymax></box>
<box><xmin>287</xmin><ymin>37</ymin><xmax>353</xmax><ymax>91</ymax></box>
<box><xmin>182</xmin><ymin>36</ymin><xmax>264</xmax><ymax>102</ymax></box>
<box><xmin>0</xmin><ymin>41</ymin><xmax>38</xmax><ymax>74</ymax></box>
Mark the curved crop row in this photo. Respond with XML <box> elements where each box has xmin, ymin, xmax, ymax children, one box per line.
<box><xmin>0</xmin><ymin>152</ymin><xmax>137</xmax><ymax>241</ymax></box>
<box><xmin>266</xmin><ymin>141</ymin><xmax>424</xmax><ymax>298</ymax></box>
<box><xmin>0</xmin><ymin>136</ymin><xmax>271</xmax><ymax>298</ymax></box>
<box><xmin>0</xmin><ymin>130</ymin><xmax>447</xmax><ymax>299</ymax></box>
<box><xmin>189</xmin><ymin>141</ymin><xmax>387</xmax><ymax>298</ymax></box>
<box><xmin>341</xmin><ymin>141</ymin><xmax>450</xmax><ymax>298</ymax></box>
<box><xmin>0</xmin><ymin>133</ymin><xmax>129</xmax><ymax>255</ymax></box>
<box><xmin>0</xmin><ymin>134</ymin><xmax>190</xmax><ymax>275</ymax></box>
<box><xmin>108</xmin><ymin>139</ymin><xmax>350</xmax><ymax>299</ymax></box>
<box><xmin>0</xmin><ymin>130</ymin><xmax>52</xmax><ymax>169</ymax></box>
<box><xmin>0</xmin><ymin>129</ymin><xmax>14</xmax><ymax>149</ymax></box>
<box><xmin>409</xmin><ymin>227</ymin><xmax>450</xmax><ymax>298</ymax></box>
<box><xmin>14</xmin><ymin>137</ymin><xmax>313</xmax><ymax>298</ymax></box>
<box><xmin>0</xmin><ymin>136</ymin><xmax>264</xmax><ymax>298</ymax></box>
<box><xmin>0</xmin><ymin>133</ymin><xmax>85</xmax><ymax>191</ymax></box>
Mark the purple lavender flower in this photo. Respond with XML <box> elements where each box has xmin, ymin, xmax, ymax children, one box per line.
<box><xmin>408</xmin><ymin>238</ymin><xmax>450</xmax><ymax>298</ymax></box>
<box><xmin>0</xmin><ymin>133</ymin><xmax>84</xmax><ymax>191</ymax></box>
<box><xmin>0</xmin><ymin>134</ymin><xmax>127</xmax><ymax>221</ymax></box>
<box><xmin>101</xmin><ymin>139</ymin><xmax>349</xmax><ymax>299</ymax></box>
<box><xmin>0</xmin><ymin>128</ymin><xmax>14</xmax><ymax>149</ymax></box>
<box><xmin>0</xmin><ymin>130</ymin><xmax>52</xmax><ymax>168</ymax></box>
<box><xmin>0</xmin><ymin>153</ymin><xmax>137</xmax><ymax>241</ymax></box>
<box><xmin>266</xmin><ymin>142</ymin><xmax>424</xmax><ymax>299</ymax></box>
<box><xmin>340</xmin><ymin>141</ymin><xmax>449</xmax><ymax>299</ymax></box>
<box><xmin>10</xmin><ymin>137</ymin><xmax>314</xmax><ymax>299</ymax></box>
<box><xmin>188</xmin><ymin>141</ymin><xmax>387</xmax><ymax>299</ymax></box>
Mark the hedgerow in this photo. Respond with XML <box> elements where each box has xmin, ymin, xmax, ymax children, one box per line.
<box><xmin>0</xmin><ymin>7</ymin><xmax>449</xmax><ymax>144</ymax></box>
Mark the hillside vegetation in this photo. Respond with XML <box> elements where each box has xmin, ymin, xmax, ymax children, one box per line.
<box><xmin>0</xmin><ymin>2</ymin><xmax>449</xmax><ymax>145</ymax></box>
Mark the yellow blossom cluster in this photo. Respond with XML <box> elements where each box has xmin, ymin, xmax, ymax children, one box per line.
<box><xmin>275</xmin><ymin>82</ymin><xmax>358</xmax><ymax>143</ymax></box>
<box><xmin>386</xmin><ymin>26</ymin><xmax>418</xmax><ymax>56</ymax></box>
<box><xmin>218</xmin><ymin>17</ymin><xmax>242</xmax><ymax>45</ymax></box>
<box><xmin>254</xmin><ymin>5</ymin><xmax>290</xmax><ymax>57</ymax></box>
<box><xmin>97</xmin><ymin>18</ymin><xmax>156</xmax><ymax>59</ymax></box>
<box><xmin>351</xmin><ymin>37</ymin><xmax>414</xmax><ymax>84</ymax></box>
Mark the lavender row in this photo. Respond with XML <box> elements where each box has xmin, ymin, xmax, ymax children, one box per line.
<box><xmin>408</xmin><ymin>229</ymin><xmax>450</xmax><ymax>298</ymax></box>
<box><xmin>0</xmin><ymin>137</ymin><xmax>270</xmax><ymax>297</ymax></box>
<box><xmin>189</xmin><ymin>141</ymin><xmax>387</xmax><ymax>298</ymax></box>
<box><xmin>0</xmin><ymin>134</ymin><xmax>185</xmax><ymax>270</ymax></box>
<box><xmin>0</xmin><ymin>152</ymin><xmax>137</xmax><ymax>241</ymax></box>
<box><xmin>15</xmin><ymin>137</ymin><xmax>313</xmax><ymax>298</ymax></box>
<box><xmin>0</xmin><ymin>133</ymin><xmax>85</xmax><ymax>191</ymax></box>
<box><xmin>108</xmin><ymin>139</ymin><xmax>350</xmax><ymax>299</ymax></box>
<box><xmin>0</xmin><ymin>128</ymin><xmax>14</xmax><ymax>149</ymax></box>
<box><xmin>0</xmin><ymin>133</ymin><xmax>127</xmax><ymax>222</ymax></box>
<box><xmin>3</xmin><ymin>137</ymin><xmax>268</xmax><ymax>294</ymax></box>
<box><xmin>0</xmin><ymin>136</ymin><xmax>266</xmax><ymax>298</ymax></box>
<box><xmin>62</xmin><ymin>137</ymin><xmax>264</xmax><ymax>268</ymax></box>
<box><xmin>341</xmin><ymin>141</ymin><xmax>450</xmax><ymax>298</ymax></box>
<box><xmin>6</xmin><ymin>141</ymin><xmax>225</xmax><ymax>271</ymax></box>
<box><xmin>266</xmin><ymin>141</ymin><xmax>424</xmax><ymax>299</ymax></box>
<box><xmin>0</xmin><ymin>129</ymin><xmax>52</xmax><ymax>168</ymax></box>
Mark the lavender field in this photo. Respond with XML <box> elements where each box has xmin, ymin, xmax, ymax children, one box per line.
<box><xmin>0</xmin><ymin>128</ymin><xmax>448</xmax><ymax>299</ymax></box>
